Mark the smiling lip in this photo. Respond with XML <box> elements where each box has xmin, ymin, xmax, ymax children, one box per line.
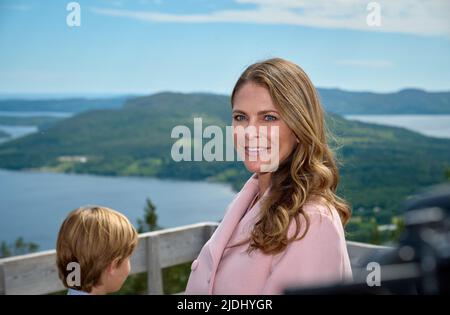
<box><xmin>244</xmin><ymin>147</ymin><xmax>271</xmax><ymax>153</ymax></box>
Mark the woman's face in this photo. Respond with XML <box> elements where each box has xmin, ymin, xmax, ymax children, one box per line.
<box><xmin>232</xmin><ymin>82</ymin><xmax>298</xmax><ymax>174</ymax></box>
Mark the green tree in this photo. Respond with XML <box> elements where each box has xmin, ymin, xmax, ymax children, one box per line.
<box><xmin>369</xmin><ymin>218</ymin><xmax>381</xmax><ymax>245</ymax></box>
<box><xmin>117</xmin><ymin>197</ymin><xmax>191</xmax><ymax>295</ymax></box>
<box><xmin>118</xmin><ymin>198</ymin><xmax>159</xmax><ymax>295</ymax></box>
<box><xmin>137</xmin><ymin>198</ymin><xmax>160</xmax><ymax>233</ymax></box>
<box><xmin>0</xmin><ymin>237</ymin><xmax>39</xmax><ymax>258</ymax></box>
<box><xmin>390</xmin><ymin>216</ymin><xmax>405</xmax><ymax>241</ymax></box>
<box><xmin>0</xmin><ymin>241</ymin><xmax>11</xmax><ymax>258</ymax></box>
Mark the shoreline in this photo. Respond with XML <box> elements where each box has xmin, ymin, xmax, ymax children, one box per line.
<box><xmin>0</xmin><ymin>166</ymin><xmax>238</xmax><ymax>191</ymax></box>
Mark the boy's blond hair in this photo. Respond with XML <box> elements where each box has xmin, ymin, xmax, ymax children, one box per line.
<box><xmin>56</xmin><ymin>206</ymin><xmax>138</xmax><ymax>292</ymax></box>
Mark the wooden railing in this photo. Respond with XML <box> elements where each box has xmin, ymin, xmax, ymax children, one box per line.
<box><xmin>0</xmin><ymin>222</ymin><xmax>391</xmax><ymax>295</ymax></box>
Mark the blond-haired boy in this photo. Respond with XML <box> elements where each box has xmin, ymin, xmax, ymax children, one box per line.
<box><xmin>56</xmin><ymin>206</ymin><xmax>138</xmax><ymax>295</ymax></box>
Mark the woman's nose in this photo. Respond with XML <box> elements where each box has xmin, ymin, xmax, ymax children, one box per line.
<box><xmin>244</xmin><ymin>124</ymin><xmax>260</xmax><ymax>141</ymax></box>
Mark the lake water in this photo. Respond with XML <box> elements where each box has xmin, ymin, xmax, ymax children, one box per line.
<box><xmin>345</xmin><ymin>114</ymin><xmax>450</xmax><ymax>139</ymax></box>
<box><xmin>0</xmin><ymin>111</ymin><xmax>72</xmax><ymax>141</ymax></box>
<box><xmin>0</xmin><ymin>125</ymin><xmax>38</xmax><ymax>140</ymax></box>
<box><xmin>0</xmin><ymin>169</ymin><xmax>236</xmax><ymax>251</ymax></box>
<box><xmin>1</xmin><ymin>111</ymin><xmax>449</xmax><ymax>253</ymax></box>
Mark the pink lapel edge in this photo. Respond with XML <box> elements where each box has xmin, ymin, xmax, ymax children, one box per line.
<box><xmin>206</xmin><ymin>173</ymin><xmax>259</xmax><ymax>293</ymax></box>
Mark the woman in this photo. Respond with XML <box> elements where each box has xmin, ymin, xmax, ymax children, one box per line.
<box><xmin>185</xmin><ymin>58</ymin><xmax>352</xmax><ymax>295</ymax></box>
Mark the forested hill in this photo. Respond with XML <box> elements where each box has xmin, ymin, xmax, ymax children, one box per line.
<box><xmin>0</xmin><ymin>91</ymin><xmax>449</xmax><ymax>225</ymax></box>
<box><xmin>0</xmin><ymin>88</ymin><xmax>449</xmax><ymax>114</ymax></box>
<box><xmin>318</xmin><ymin>88</ymin><xmax>450</xmax><ymax>115</ymax></box>
<box><xmin>0</xmin><ymin>96</ymin><xmax>129</xmax><ymax>113</ymax></box>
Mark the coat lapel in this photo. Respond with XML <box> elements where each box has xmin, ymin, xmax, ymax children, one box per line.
<box><xmin>206</xmin><ymin>174</ymin><xmax>259</xmax><ymax>293</ymax></box>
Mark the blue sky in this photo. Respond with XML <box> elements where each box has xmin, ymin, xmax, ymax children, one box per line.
<box><xmin>0</xmin><ymin>0</ymin><xmax>449</xmax><ymax>96</ymax></box>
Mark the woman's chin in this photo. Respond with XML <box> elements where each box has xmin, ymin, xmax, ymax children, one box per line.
<box><xmin>243</xmin><ymin>161</ymin><xmax>264</xmax><ymax>173</ymax></box>
<box><xmin>243</xmin><ymin>159</ymin><xmax>282</xmax><ymax>173</ymax></box>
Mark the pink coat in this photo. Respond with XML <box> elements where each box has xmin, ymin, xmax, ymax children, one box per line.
<box><xmin>185</xmin><ymin>175</ymin><xmax>353</xmax><ymax>295</ymax></box>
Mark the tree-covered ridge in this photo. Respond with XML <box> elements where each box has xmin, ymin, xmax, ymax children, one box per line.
<box><xmin>319</xmin><ymin>88</ymin><xmax>450</xmax><ymax>115</ymax></box>
<box><xmin>0</xmin><ymin>92</ymin><xmax>449</xmax><ymax>229</ymax></box>
<box><xmin>0</xmin><ymin>96</ymin><xmax>129</xmax><ymax>113</ymax></box>
<box><xmin>1</xmin><ymin>89</ymin><xmax>449</xmax><ymax>114</ymax></box>
<box><xmin>0</xmin><ymin>116</ymin><xmax>62</xmax><ymax>129</ymax></box>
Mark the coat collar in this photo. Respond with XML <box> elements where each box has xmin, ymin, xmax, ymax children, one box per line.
<box><xmin>206</xmin><ymin>174</ymin><xmax>261</xmax><ymax>293</ymax></box>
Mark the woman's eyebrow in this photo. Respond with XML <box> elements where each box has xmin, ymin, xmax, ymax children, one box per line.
<box><xmin>257</xmin><ymin>110</ymin><xmax>279</xmax><ymax>115</ymax></box>
<box><xmin>232</xmin><ymin>109</ymin><xmax>279</xmax><ymax>115</ymax></box>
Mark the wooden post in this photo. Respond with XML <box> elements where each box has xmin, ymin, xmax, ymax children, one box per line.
<box><xmin>146</xmin><ymin>235</ymin><xmax>163</xmax><ymax>295</ymax></box>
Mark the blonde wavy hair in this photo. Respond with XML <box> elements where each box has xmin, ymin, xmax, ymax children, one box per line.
<box><xmin>231</xmin><ymin>58</ymin><xmax>351</xmax><ymax>255</ymax></box>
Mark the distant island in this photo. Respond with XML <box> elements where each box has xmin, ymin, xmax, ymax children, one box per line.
<box><xmin>0</xmin><ymin>129</ymin><xmax>9</xmax><ymax>139</ymax></box>
<box><xmin>0</xmin><ymin>96</ymin><xmax>128</xmax><ymax>113</ymax></box>
<box><xmin>1</xmin><ymin>88</ymin><xmax>449</xmax><ymax>115</ymax></box>
<box><xmin>318</xmin><ymin>88</ymin><xmax>450</xmax><ymax>115</ymax></box>
<box><xmin>0</xmin><ymin>116</ymin><xmax>62</xmax><ymax>130</ymax></box>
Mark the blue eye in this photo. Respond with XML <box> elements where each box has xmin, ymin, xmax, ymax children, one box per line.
<box><xmin>264</xmin><ymin>115</ymin><xmax>278</xmax><ymax>121</ymax></box>
<box><xmin>233</xmin><ymin>114</ymin><xmax>246</xmax><ymax>121</ymax></box>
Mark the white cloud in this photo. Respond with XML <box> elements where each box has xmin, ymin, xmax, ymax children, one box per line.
<box><xmin>90</xmin><ymin>0</ymin><xmax>450</xmax><ymax>37</ymax></box>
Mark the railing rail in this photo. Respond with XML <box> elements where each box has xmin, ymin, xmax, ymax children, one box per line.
<box><xmin>0</xmin><ymin>222</ymin><xmax>391</xmax><ymax>295</ymax></box>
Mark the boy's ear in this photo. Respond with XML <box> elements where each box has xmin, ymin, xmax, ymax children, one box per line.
<box><xmin>107</xmin><ymin>258</ymin><xmax>121</xmax><ymax>275</ymax></box>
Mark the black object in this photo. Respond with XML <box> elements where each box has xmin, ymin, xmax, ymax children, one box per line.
<box><xmin>285</xmin><ymin>184</ymin><xmax>450</xmax><ymax>295</ymax></box>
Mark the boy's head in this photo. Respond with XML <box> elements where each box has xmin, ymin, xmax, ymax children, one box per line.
<box><xmin>56</xmin><ymin>206</ymin><xmax>138</xmax><ymax>294</ymax></box>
